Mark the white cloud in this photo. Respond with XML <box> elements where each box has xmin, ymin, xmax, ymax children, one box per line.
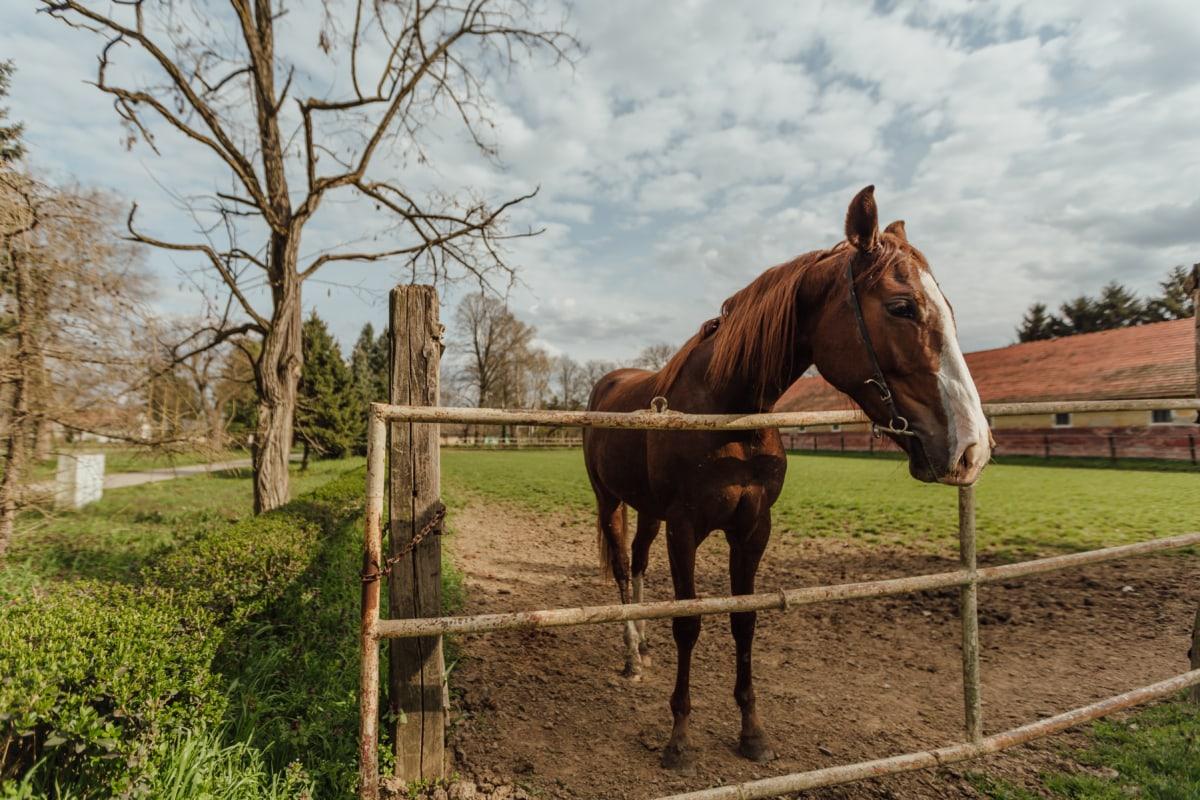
<box><xmin>3</xmin><ymin>0</ymin><xmax>1196</xmax><ymax>363</ymax></box>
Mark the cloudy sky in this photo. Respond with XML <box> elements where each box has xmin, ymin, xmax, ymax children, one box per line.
<box><xmin>3</xmin><ymin>0</ymin><xmax>1198</xmax><ymax>364</ymax></box>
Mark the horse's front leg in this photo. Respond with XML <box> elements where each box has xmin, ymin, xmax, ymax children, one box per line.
<box><xmin>662</xmin><ymin>520</ymin><xmax>700</xmax><ymax>774</ymax></box>
<box><xmin>728</xmin><ymin>513</ymin><xmax>776</xmax><ymax>762</ymax></box>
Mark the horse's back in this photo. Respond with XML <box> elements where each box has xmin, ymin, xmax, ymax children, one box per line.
<box><xmin>587</xmin><ymin>367</ymin><xmax>657</xmax><ymax>413</ymax></box>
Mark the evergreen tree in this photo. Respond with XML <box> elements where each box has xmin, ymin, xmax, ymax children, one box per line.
<box><xmin>296</xmin><ymin>313</ymin><xmax>356</xmax><ymax>463</ymax></box>
<box><xmin>1055</xmin><ymin>295</ymin><xmax>1102</xmax><ymax>335</ymax></box>
<box><xmin>0</xmin><ymin>61</ymin><xmax>24</xmax><ymax>165</ymax></box>
<box><xmin>1016</xmin><ymin>302</ymin><xmax>1058</xmax><ymax>342</ymax></box>
<box><xmin>1094</xmin><ymin>281</ymin><xmax>1144</xmax><ymax>329</ymax></box>
<box><xmin>1144</xmin><ymin>265</ymin><xmax>1196</xmax><ymax>321</ymax></box>
<box><xmin>348</xmin><ymin>322</ymin><xmax>390</xmax><ymax>454</ymax></box>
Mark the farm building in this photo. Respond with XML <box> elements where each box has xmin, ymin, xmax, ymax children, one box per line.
<box><xmin>775</xmin><ymin>317</ymin><xmax>1198</xmax><ymax>461</ymax></box>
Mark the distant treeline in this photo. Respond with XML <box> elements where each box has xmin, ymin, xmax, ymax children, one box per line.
<box><xmin>1016</xmin><ymin>265</ymin><xmax>1196</xmax><ymax>342</ymax></box>
<box><xmin>296</xmin><ymin>296</ymin><xmax>675</xmax><ymax>459</ymax></box>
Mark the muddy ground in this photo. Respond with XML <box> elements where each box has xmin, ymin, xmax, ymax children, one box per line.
<box><xmin>440</xmin><ymin>501</ymin><xmax>1198</xmax><ymax>799</ymax></box>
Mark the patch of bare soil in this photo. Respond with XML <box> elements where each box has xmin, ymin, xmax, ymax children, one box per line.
<box><xmin>442</xmin><ymin>500</ymin><xmax>1198</xmax><ymax>799</ymax></box>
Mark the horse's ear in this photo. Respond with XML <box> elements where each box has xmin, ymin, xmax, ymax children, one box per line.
<box><xmin>845</xmin><ymin>185</ymin><xmax>879</xmax><ymax>252</ymax></box>
<box><xmin>884</xmin><ymin>220</ymin><xmax>907</xmax><ymax>242</ymax></box>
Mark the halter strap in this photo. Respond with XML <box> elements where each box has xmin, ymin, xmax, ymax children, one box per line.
<box><xmin>845</xmin><ymin>253</ymin><xmax>914</xmax><ymax>438</ymax></box>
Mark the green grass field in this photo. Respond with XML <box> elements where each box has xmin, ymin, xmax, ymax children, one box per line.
<box><xmin>442</xmin><ymin>449</ymin><xmax>1200</xmax><ymax>557</ymax></box>
<box><xmin>3</xmin><ymin>459</ymin><xmax>362</xmax><ymax>589</ymax></box>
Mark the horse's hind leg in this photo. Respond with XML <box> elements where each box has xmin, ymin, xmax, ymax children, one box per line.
<box><xmin>727</xmin><ymin>513</ymin><xmax>776</xmax><ymax>763</ymax></box>
<box><xmin>662</xmin><ymin>520</ymin><xmax>701</xmax><ymax>774</ymax></box>
<box><xmin>596</xmin><ymin>496</ymin><xmax>641</xmax><ymax>679</ymax></box>
<box><xmin>631</xmin><ymin>513</ymin><xmax>661</xmax><ymax>661</ymax></box>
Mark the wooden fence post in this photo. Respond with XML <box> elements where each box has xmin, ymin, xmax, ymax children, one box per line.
<box><xmin>388</xmin><ymin>285</ymin><xmax>445</xmax><ymax>782</ymax></box>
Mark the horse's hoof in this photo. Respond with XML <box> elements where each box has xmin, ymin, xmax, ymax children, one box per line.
<box><xmin>738</xmin><ymin>735</ymin><xmax>777</xmax><ymax>763</ymax></box>
<box><xmin>620</xmin><ymin>664</ymin><xmax>643</xmax><ymax>682</ymax></box>
<box><xmin>661</xmin><ymin>743</ymin><xmax>696</xmax><ymax>775</ymax></box>
<box><xmin>638</xmin><ymin>642</ymin><xmax>652</xmax><ymax>664</ymax></box>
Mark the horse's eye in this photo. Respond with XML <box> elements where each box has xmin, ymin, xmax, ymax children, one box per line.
<box><xmin>887</xmin><ymin>300</ymin><xmax>917</xmax><ymax>320</ymax></box>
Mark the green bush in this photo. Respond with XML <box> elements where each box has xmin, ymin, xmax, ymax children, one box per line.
<box><xmin>0</xmin><ymin>468</ymin><xmax>366</xmax><ymax>798</ymax></box>
<box><xmin>0</xmin><ymin>585</ymin><xmax>223</xmax><ymax>797</ymax></box>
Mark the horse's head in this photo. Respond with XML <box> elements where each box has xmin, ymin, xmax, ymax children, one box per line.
<box><xmin>811</xmin><ymin>186</ymin><xmax>992</xmax><ymax>485</ymax></box>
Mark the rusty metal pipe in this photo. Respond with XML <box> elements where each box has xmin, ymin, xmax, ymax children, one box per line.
<box><xmin>374</xmin><ymin>530</ymin><xmax>1200</xmax><ymax>640</ymax></box>
<box><xmin>358</xmin><ymin>415</ymin><xmax>387</xmax><ymax>800</ymax></box>
<box><xmin>369</xmin><ymin>398</ymin><xmax>1200</xmax><ymax>432</ymax></box>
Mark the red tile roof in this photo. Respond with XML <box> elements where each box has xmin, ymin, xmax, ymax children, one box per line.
<box><xmin>775</xmin><ymin>318</ymin><xmax>1197</xmax><ymax>411</ymax></box>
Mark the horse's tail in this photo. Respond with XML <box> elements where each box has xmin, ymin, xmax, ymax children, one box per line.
<box><xmin>596</xmin><ymin>513</ymin><xmax>613</xmax><ymax>580</ymax></box>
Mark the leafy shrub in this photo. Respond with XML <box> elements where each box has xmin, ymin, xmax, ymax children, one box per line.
<box><xmin>0</xmin><ymin>468</ymin><xmax>365</xmax><ymax>798</ymax></box>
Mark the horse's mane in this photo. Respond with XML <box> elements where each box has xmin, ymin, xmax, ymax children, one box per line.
<box><xmin>652</xmin><ymin>237</ymin><xmax>906</xmax><ymax>400</ymax></box>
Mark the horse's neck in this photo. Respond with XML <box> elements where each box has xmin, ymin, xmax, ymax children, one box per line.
<box><xmin>684</xmin><ymin>337</ymin><xmax>812</xmax><ymax>415</ymax></box>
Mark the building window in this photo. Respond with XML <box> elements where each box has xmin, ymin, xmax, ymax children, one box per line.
<box><xmin>1053</xmin><ymin>412</ymin><xmax>1071</xmax><ymax>428</ymax></box>
<box><xmin>1150</xmin><ymin>409</ymin><xmax>1174</xmax><ymax>424</ymax></box>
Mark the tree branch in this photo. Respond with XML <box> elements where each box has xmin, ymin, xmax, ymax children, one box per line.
<box><xmin>125</xmin><ymin>203</ymin><xmax>269</xmax><ymax>330</ymax></box>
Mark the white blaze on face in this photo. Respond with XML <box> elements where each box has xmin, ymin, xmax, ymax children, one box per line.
<box><xmin>919</xmin><ymin>271</ymin><xmax>991</xmax><ymax>482</ymax></box>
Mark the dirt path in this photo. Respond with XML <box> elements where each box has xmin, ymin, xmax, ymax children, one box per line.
<box><xmin>443</xmin><ymin>499</ymin><xmax>1198</xmax><ymax>799</ymax></box>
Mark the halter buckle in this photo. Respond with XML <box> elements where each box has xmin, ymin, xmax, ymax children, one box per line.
<box><xmin>864</xmin><ymin>377</ymin><xmax>892</xmax><ymax>404</ymax></box>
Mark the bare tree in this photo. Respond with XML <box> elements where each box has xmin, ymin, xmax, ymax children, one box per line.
<box><xmin>452</xmin><ymin>292</ymin><xmax>535</xmax><ymax>407</ymax></box>
<box><xmin>0</xmin><ymin>174</ymin><xmax>151</xmax><ymax>553</ymax></box>
<box><xmin>160</xmin><ymin>320</ymin><xmax>236</xmax><ymax>451</ymax></box>
<box><xmin>551</xmin><ymin>353</ymin><xmax>585</xmax><ymax>408</ymax></box>
<box><xmin>634</xmin><ymin>341</ymin><xmax>674</xmax><ymax>371</ymax></box>
<box><xmin>0</xmin><ymin>172</ymin><xmax>38</xmax><ymax>555</ymax></box>
<box><xmin>507</xmin><ymin>345</ymin><xmax>550</xmax><ymax>408</ymax></box>
<box><xmin>583</xmin><ymin>358</ymin><xmax>617</xmax><ymax>391</ymax></box>
<box><xmin>41</xmin><ymin>0</ymin><xmax>576</xmax><ymax>511</ymax></box>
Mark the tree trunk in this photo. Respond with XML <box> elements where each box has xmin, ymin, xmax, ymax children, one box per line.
<box><xmin>252</xmin><ymin>232</ymin><xmax>303</xmax><ymax>514</ymax></box>
<box><xmin>32</xmin><ymin>416</ymin><xmax>52</xmax><ymax>462</ymax></box>
<box><xmin>206</xmin><ymin>406</ymin><xmax>227</xmax><ymax>452</ymax></box>
<box><xmin>0</xmin><ymin>242</ymin><xmax>34</xmax><ymax>556</ymax></box>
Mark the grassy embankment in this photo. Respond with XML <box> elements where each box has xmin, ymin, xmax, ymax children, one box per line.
<box><xmin>2</xmin><ymin>459</ymin><xmax>376</xmax><ymax>799</ymax></box>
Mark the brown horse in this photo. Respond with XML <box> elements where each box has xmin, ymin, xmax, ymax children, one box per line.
<box><xmin>582</xmin><ymin>186</ymin><xmax>991</xmax><ymax>773</ymax></box>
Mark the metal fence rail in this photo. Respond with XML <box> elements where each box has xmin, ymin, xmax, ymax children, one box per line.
<box><xmin>371</xmin><ymin>397</ymin><xmax>1200</xmax><ymax>431</ymax></box>
<box><xmin>359</xmin><ymin>397</ymin><xmax>1200</xmax><ymax>800</ymax></box>
<box><xmin>374</xmin><ymin>529</ymin><xmax>1200</xmax><ymax>639</ymax></box>
<box><xmin>657</xmin><ymin>668</ymin><xmax>1200</xmax><ymax>800</ymax></box>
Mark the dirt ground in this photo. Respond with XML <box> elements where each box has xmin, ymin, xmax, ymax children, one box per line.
<box><xmin>442</xmin><ymin>500</ymin><xmax>1199</xmax><ymax>800</ymax></box>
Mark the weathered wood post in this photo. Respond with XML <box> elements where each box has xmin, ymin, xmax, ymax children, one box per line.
<box><xmin>388</xmin><ymin>285</ymin><xmax>446</xmax><ymax>782</ymax></box>
<box><xmin>1191</xmin><ymin>607</ymin><xmax>1200</xmax><ymax>704</ymax></box>
<box><xmin>958</xmin><ymin>484</ymin><xmax>983</xmax><ymax>741</ymax></box>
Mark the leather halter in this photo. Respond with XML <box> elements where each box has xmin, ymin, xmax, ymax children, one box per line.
<box><xmin>845</xmin><ymin>252</ymin><xmax>916</xmax><ymax>439</ymax></box>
